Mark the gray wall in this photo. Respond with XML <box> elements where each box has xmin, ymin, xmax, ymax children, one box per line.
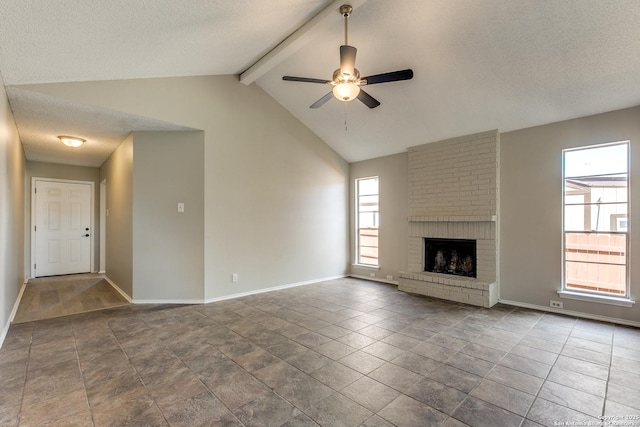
<box><xmin>24</xmin><ymin>75</ymin><xmax>350</xmax><ymax>301</ymax></box>
<box><xmin>350</xmin><ymin>153</ymin><xmax>408</xmax><ymax>283</ymax></box>
<box><xmin>0</xmin><ymin>76</ymin><xmax>25</xmax><ymax>342</ymax></box>
<box><xmin>501</xmin><ymin>106</ymin><xmax>640</xmax><ymax>323</ymax></box>
<box><xmin>348</xmin><ymin>107</ymin><xmax>640</xmax><ymax>324</ymax></box>
<box><xmin>25</xmin><ymin>161</ymin><xmax>100</xmax><ymax>275</ymax></box>
<box><xmin>132</xmin><ymin>131</ymin><xmax>204</xmax><ymax>301</ymax></box>
<box><xmin>99</xmin><ymin>134</ymin><xmax>134</xmax><ymax>297</ymax></box>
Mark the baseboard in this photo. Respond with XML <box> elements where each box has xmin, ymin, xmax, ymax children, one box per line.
<box><xmin>0</xmin><ymin>321</ymin><xmax>10</xmax><ymax>350</ymax></box>
<box><xmin>0</xmin><ymin>282</ymin><xmax>27</xmax><ymax>349</ymax></box>
<box><xmin>349</xmin><ymin>274</ymin><xmax>399</xmax><ymax>286</ymax></box>
<box><xmin>109</xmin><ymin>275</ymin><xmax>347</xmax><ymax>306</ymax></box>
<box><xmin>9</xmin><ymin>282</ymin><xmax>27</xmax><ymax>323</ymax></box>
<box><xmin>104</xmin><ymin>276</ymin><xmax>132</xmax><ymax>303</ymax></box>
<box><xmin>133</xmin><ymin>299</ymin><xmax>203</xmax><ymax>304</ymax></box>
<box><xmin>498</xmin><ymin>298</ymin><xmax>640</xmax><ymax>328</ymax></box>
<box><xmin>203</xmin><ymin>274</ymin><xmax>347</xmax><ymax>304</ymax></box>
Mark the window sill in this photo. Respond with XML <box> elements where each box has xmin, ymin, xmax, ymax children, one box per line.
<box><xmin>558</xmin><ymin>290</ymin><xmax>635</xmax><ymax>307</ymax></box>
<box><xmin>352</xmin><ymin>264</ymin><xmax>380</xmax><ymax>271</ymax></box>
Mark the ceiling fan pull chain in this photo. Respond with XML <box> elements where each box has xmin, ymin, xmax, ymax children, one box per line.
<box><xmin>344</xmin><ymin>101</ymin><xmax>348</xmax><ymax>131</ymax></box>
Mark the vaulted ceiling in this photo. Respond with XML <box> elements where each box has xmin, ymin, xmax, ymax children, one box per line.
<box><xmin>1</xmin><ymin>0</ymin><xmax>639</xmax><ymax>166</ymax></box>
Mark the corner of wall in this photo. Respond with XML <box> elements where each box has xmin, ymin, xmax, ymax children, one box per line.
<box><xmin>0</xmin><ymin>76</ymin><xmax>26</xmax><ymax>348</ymax></box>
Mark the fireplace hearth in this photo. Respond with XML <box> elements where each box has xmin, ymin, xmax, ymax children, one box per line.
<box><xmin>424</xmin><ymin>238</ymin><xmax>477</xmax><ymax>278</ymax></box>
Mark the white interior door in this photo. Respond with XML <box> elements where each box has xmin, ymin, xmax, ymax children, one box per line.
<box><xmin>34</xmin><ymin>180</ymin><xmax>92</xmax><ymax>277</ymax></box>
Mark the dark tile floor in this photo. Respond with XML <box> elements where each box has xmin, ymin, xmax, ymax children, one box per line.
<box><xmin>1</xmin><ymin>277</ymin><xmax>639</xmax><ymax>426</ymax></box>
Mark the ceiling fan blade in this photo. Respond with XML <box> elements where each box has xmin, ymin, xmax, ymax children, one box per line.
<box><xmin>340</xmin><ymin>45</ymin><xmax>357</xmax><ymax>76</ymax></box>
<box><xmin>362</xmin><ymin>69</ymin><xmax>414</xmax><ymax>85</ymax></box>
<box><xmin>283</xmin><ymin>76</ymin><xmax>331</xmax><ymax>84</ymax></box>
<box><xmin>310</xmin><ymin>92</ymin><xmax>334</xmax><ymax>109</ymax></box>
<box><xmin>357</xmin><ymin>89</ymin><xmax>381</xmax><ymax>109</ymax></box>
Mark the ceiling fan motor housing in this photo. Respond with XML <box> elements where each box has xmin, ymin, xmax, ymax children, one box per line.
<box><xmin>333</xmin><ymin>67</ymin><xmax>360</xmax><ymax>83</ymax></box>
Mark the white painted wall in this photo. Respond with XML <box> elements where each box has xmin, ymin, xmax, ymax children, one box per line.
<box><xmin>0</xmin><ymin>75</ymin><xmax>25</xmax><ymax>344</ymax></box>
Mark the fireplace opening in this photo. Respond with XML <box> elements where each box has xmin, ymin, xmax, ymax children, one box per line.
<box><xmin>424</xmin><ymin>238</ymin><xmax>477</xmax><ymax>278</ymax></box>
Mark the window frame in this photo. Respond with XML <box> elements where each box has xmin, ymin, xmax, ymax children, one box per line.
<box><xmin>561</xmin><ymin>140</ymin><xmax>631</xmax><ymax>301</ymax></box>
<box><xmin>355</xmin><ymin>176</ymin><xmax>379</xmax><ymax>268</ymax></box>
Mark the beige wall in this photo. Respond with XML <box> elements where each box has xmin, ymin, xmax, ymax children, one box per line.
<box><xmin>501</xmin><ymin>106</ymin><xmax>640</xmax><ymax>323</ymax></box>
<box><xmin>23</xmin><ymin>75</ymin><xmax>350</xmax><ymax>301</ymax></box>
<box><xmin>25</xmin><ymin>161</ymin><xmax>100</xmax><ymax>275</ymax></box>
<box><xmin>132</xmin><ymin>131</ymin><xmax>204</xmax><ymax>301</ymax></box>
<box><xmin>0</xmin><ymin>76</ymin><xmax>25</xmax><ymax>342</ymax></box>
<box><xmin>99</xmin><ymin>134</ymin><xmax>133</xmax><ymax>297</ymax></box>
<box><xmin>350</xmin><ymin>153</ymin><xmax>408</xmax><ymax>283</ymax></box>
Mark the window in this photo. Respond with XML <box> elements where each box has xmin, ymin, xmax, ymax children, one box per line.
<box><xmin>356</xmin><ymin>176</ymin><xmax>379</xmax><ymax>266</ymax></box>
<box><xmin>563</xmin><ymin>141</ymin><xmax>629</xmax><ymax>297</ymax></box>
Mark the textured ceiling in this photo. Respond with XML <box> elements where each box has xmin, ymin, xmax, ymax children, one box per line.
<box><xmin>1</xmin><ymin>0</ymin><xmax>640</xmax><ymax>165</ymax></box>
<box><xmin>0</xmin><ymin>0</ymin><xmax>329</xmax><ymax>84</ymax></box>
<box><xmin>7</xmin><ymin>87</ymin><xmax>194</xmax><ymax>167</ymax></box>
<box><xmin>257</xmin><ymin>0</ymin><xmax>640</xmax><ymax>161</ymax></box>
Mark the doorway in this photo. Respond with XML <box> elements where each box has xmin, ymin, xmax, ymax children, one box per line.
<box><xmin>100</xmin><ymin>179</ymin><xmax>106</xmax><ymax>273</ymax></box>
<box><xmin>31</xmin><ymin>178</ymin><xmax>94</xmax><ymax>277</ymax></box>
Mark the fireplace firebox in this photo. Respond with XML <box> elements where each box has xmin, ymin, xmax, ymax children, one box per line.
<box><xmin>424</xmin><ymin>238</ymin><xmax>477</xmax><ymax>278</ymax></box>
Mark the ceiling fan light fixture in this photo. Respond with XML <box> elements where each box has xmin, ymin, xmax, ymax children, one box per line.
<box><xmin>332</xmin><ymin>82</ymin><xmax>360</xmax><ymax>101</ymax></box>
<box><xmin>58</xmin><ymin>135</ymin><xmax>86</xmax><ymax>148</ymax></box>
<box><xmin>282</xmin><ymin>4</ymin><xmax>413</xmax><ymax>109</ymax></box>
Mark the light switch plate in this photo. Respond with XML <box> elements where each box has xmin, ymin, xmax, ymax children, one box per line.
<box><xmin>178</xmin><ymin>202</ymin><xmax>184</xmax><ymax>213</ymax></box>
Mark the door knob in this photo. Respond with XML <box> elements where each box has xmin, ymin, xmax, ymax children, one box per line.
<box><xmin>83</xmin><ymin>234</ymin><xmax>90</xmax><ymax>237</ymax></box>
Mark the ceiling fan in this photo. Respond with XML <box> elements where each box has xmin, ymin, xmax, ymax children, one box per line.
<box><xmin>283</xmin><ymin>4</ymin><xmax>413</xmax><ymax>109</ymax></box>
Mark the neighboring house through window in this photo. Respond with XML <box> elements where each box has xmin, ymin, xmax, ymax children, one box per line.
<box><xmin>356</xmin><ymin>176</ymin><xmax>379</xmax><ymax>267</ymax></box>
<box><xmin>563</xmin><ymin>141</ymin><xmax>629</xmax><ymax>297</ymax></box>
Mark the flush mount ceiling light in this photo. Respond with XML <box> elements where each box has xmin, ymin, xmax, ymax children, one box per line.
<box><xmin>282</xmin><ymin>4</ymin><xmax>414</xmax><ymax>109</ymax></box>
<box><xmin>58</xmin><ymin>135</ymin><xmax>86</xmax><ymax>148</ymax></box>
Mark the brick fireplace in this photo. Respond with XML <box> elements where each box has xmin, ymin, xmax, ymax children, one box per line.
<box><xmin>398</xmin><ymin>131</ymin><xmax>499</xmax><ymax>308</ymax></box>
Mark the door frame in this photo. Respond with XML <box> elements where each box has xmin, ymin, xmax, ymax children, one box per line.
<box><xmin>30</xmin><ymin>177</ymin><xmax>95</xmax><ymax>278</ymax></box>
<box><xmin>99</xmin><ymin>179</ymin><xmax>106</xmax><ymax>273</ymax></box>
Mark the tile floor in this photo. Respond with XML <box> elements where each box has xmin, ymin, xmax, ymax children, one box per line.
<box><xmin>1</xmin><ymin>277</ymin><xmax>639</xmax><ymax>426</ymax></box>
<box><xmin>13</xmin><ymin>274</ymin><xmax>129</xmax><ymax>324</ymax></box>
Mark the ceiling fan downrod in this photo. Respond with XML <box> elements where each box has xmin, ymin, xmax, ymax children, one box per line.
<box><xmin>340</xmin><ymin>5</ymin><xmax>352</xmax><ymax>45</ymax></box>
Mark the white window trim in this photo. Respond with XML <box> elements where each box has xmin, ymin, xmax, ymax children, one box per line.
<box><xmin>561</xmin><ymin>141</ymin><xmax>631</xmax><ymax>300</ymax></box>
<box><xmin>355</xmin><ymin>176</ymin><xmax>379</xmax><ymax>268</ymax></box>
<box><xmin>352</xmin><ymin>263</ymin><xmax>380</xmax><ymax>270</ymax></box>
<box><xmin>558</xmin><ymin>290</ymin><xmax>635</xmax><ymax>307</ymax></box>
